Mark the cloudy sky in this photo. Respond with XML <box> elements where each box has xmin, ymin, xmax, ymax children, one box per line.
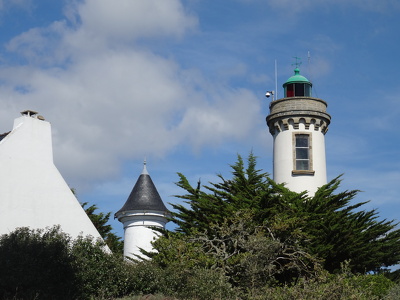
<box><xmin>0</xmin><ymin>0</ymin><xmax>399</xmax><ymax>236</ymax></box>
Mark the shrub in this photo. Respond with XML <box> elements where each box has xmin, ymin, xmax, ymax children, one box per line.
<box><xmin>259</xmin><ymin>271</ymin><xmax>392</xmax><ymax>300</ymax></box>
<box><xmin>0</xmin><ymin>227</ymin><xmax>135</xmax><ymax>300</ymax></box>
<box><xmin>385</xmin><ymin>283</ymin><xmax>400</xmax><ymax>300</ymax></box>
<box><xmin>161</xmin><ymin>267</ymin><xmax>235</xmax><ymax>300</ymax></box>
<box><xmin>71</xmin><ymin>236</ymin><xmax>135</xmax><ymax>299</ymax></box>
<box><xmin>126</xmin><ymin>261</ymin><xmax>236</xmax><ymax>300</ymax></box>
<box><xmin>0</xmin><ymin>226</ymin><xmax>77</xmax><ymax>300</ymax></box>
<box><xmin>128</xmin><ymin>261</ymin><xmax>165</xmax><ymax>295</ymax></box>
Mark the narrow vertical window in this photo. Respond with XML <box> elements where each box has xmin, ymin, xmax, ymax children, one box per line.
<box><xmin>295</xmin><ymin>83</ymin><xmax>305</xmax><ymax>96</ymax></box>
<box><xmin>286</xmin><ymin>84</ymin><xmax>294</xmax><ymax>97</ymax></box>
<box><xmin>304</xmin><ymin>85</ymin><xmax>311</xmax><ymax>97</ymax></box>
<box><xmin>295</xmin><ymin>134</ymin><xmax>310</xmax><ymax>170</ymax></box>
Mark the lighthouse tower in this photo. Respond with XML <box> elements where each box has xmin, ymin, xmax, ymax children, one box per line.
<box><xmin>266</xmin><ymin>66</ymin><xmax>331</xmax><ymax>195</ymax></box>
<box><xmin>115</xmin><ymin>162</ymin><xmax>169</xmax><ymax>259</ymax></box>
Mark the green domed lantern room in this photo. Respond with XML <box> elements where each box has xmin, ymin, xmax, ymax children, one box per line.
<box><xmin>283</xmin><ymin>67</ymin><xmax>312</xmax><ymax>97</ymax></box>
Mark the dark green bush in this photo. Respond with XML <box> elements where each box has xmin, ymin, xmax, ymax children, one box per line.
<box><xmin>126</xmin><ymin>261</ymin><xmax>236</xmax><ymax>300</ymax></box>
<box><xmin>128</xmin><ymin>261</ymin><xmax>165</xmax><ymax>295</ymax></box>
<box><xmin>259</xmin><ymin>271</ymin><xmax>392</xmax><ymax>300</ymax></box>
<box><xmin>347</xmin><ymin>273</ymin><xmax>394</xmax><ymax>298</ymax></box>
<box><xmin>161</xmin><ymin>266</ymin><xmax>235</xmax><ymax>300</ymax></box>
<box><xmin>0</xmin><ymin>226</ymin><xmax>77</xmax><ymax>300</ymax></box>
<box><xmin>0</xmin><ymin>227</ymin><xmax>135</xmax><ymax>300</ymax></box>
<box><xmin>71</xmin><ymin>236</ymin><xmax>135</xmax><ymax>299</ymax></box>
<box><xmin>384</xmin><ymin>283</ymin><xmax>400</xmax><ymax>300</ymax></box>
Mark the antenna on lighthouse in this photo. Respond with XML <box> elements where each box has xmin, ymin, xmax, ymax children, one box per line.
<box><xmin>307</xmin><ymin>51</ymin><xmax>318</xmax><ymax>97</ymax></box>
<box><xmin>275</xmin><ymin>59</ymin><xmax>278</xmax><ymax>100</ymax></box>
<box><xmin>307</xmin><ymin>51</ymin><xmax>311</xmax><ymax>81</ymax></box>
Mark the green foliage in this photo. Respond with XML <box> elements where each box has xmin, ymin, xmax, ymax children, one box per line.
<box><xmin>258</xmin><ymin>262</ymin><xmax>394</xmax><ymax>300</ymax></box>
<box><xmin>262</xmin><ymin>273</ymin><xmax>380</xmax><ymax>300</ymax></box>
<box><xmin>152</xmin><ymin>211</ymin><xmax>320</xmax><ymax>291</ymax></box>
<box><xmin>81</xmin><ymin>201</ymin><xmax>124</xmax><ymax>254</ymax></box>
<box><xmin>385</xmin><ymin>282</ymin><xmax>400</xmax><ymax>300</ymax></box>
<box><xmin>128</xmin><ymin>261</ymin><xmax>165</xmax><ymax>295</ymax></box>
<box><xmin>148</xmin><ymin>231</ymin><xmax>213</xmax><ymax>270</ymax></box>
<box><xmin>0</xmin><ymin>226</ymin><xmax>76</xmax><ymax>300</ymax></box>
<box><xmin>122</xmin><ymin>259</ymin><xmax>235</xmax><ymax>300</ymax></box>
<box><xmin>119</xmin><ymin>296</ymin><xmax>177</xmax><ymax>300</ymax></box>
<box><xmin>0</xmin><ymin>226</ymin><xmax>135</xmax><ymax>300</ymax></box>
<box><xmin>271</xmin><ymin>179</ymin><xmax>400</xmax><ymax>273</ymax></box>
<box><xmin>81</xmin><ymin>202</ymin><xmax>113</xmax><ymax>237</ymax></box>
<box><xmin>71</xmin><ymin>236</ymin><xmax>134</xmax><ymax>299</ymax></box>
<box><xmin>347</xmin><ymin>272</ymin><xmax>394</xmax><ymax>298</ymax></box>
<box><xmin>0</xmin><ymin>227</ymin><xmax>233</xmax><ymax>300</ymax></box>
<box><xmin>171</xmin><ymin>153</ymin><xmax>274</xmax><ymax>235</ymax></box>
<box><xmin>1</xmin><ymin>215</ymin><xmax>397</xmax><ymax>299</ymax></box>
<box><xmin>161</xmin><ymin>266</ymin><xmax>235</xmax><ymax>300</ymax></box>
<box><xmin>167</xmin><ymin>152</ymin><xmax>400</xmax><ymax>288</ymax></box>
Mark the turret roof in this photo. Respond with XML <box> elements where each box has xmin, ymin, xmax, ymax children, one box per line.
<box><xmin>115</xmin><ymin>163</ymin><xmax>168</xmax><ymax>214</ymax></box>
<box><xmin>283</xmin><ymin>68</ymin><xmax>312</xmax><ymax>86</ymax></box>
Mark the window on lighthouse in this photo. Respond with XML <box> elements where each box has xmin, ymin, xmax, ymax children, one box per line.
<box><xmin>285</xmin><ymin>83</ymin><xmax>311</xmax><ymax>97</ymax></box>
<box><xmin>295</xmin><ymin>134</ymin><xmax>311</xmax><ymax>170</ymax></box>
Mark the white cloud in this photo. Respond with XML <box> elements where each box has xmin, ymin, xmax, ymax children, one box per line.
<box><xmin>0</xmin><ymin>0</ymin><xmax>263</xmax><ymax>190</ymax></box>
<box><xmin>176</xmin><ymin>88</ymin><xmax>261</xmax><ymax>149</ymax></box>
<box><xmin>67</xmin><ymin>0</ymin><xmax>197</xmax><ymax>41</ymax></box>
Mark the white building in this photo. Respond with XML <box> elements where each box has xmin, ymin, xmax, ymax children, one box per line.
<box><xmin>115</xmin><ymin>162</ymin><xmax>169</xmax><ymax>259</ymax></box>
<box><xmin>266</xmin><ymin>68</ymin><xmax>331</xmax><ymax>195</ymax></box>
<box><xmin>0</xmin><ymin>110</ymin><xmax>104</xmax><ymax>240</ymax></box>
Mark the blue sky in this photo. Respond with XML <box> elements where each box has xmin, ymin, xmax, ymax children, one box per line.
<box><xmin>0</xmin><ymin>0</ymin><xmax>399</xmax><ymax>236</ymax></box>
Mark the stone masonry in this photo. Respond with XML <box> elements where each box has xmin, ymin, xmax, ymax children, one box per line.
<box><xmin>266</xmin><ymin>97</ymin><xmax>331</xmax><ymax>134</ymax></box>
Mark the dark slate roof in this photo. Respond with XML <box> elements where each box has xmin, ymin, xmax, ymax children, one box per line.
<box><xmin>116</xmin><ymin>166</ymin><xmax>168</xmax><ymax>214</ymax></box>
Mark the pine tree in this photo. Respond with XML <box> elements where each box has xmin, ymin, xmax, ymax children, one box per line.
<box><xmin>81</xmin><ymin>202</ymin><xmax>123</xmax><ymax>254</ymax></box>
<box><xmin>171</xmin><ymin>153</ymin><xmax>275</xmax><ymax>234</ymax></box>
<box><xmin>168</xmin><ymin>153</ymin><xmax>400</xmax><ymax>276</ymax></box>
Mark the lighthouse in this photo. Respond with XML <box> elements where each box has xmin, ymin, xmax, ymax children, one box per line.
<box><xmin>266</xmin><ymin>65</ymin><xmax>331</xmax><ymax>195</ymax></box>
<box><xmin>115</xmin><ymin>162</ymin><xmax>169</xmax><ymax>259</ymax></box>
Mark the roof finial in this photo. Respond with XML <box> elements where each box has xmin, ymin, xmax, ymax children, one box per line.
<box><xmin>142</xmin><ymin>157</ymin><xmax>149</xmax><ymax>175</ymax></box>
<box><xmin>292</xmin><ymin>56</ymin><xmax>302</xmax><ymax>69</ymax></box>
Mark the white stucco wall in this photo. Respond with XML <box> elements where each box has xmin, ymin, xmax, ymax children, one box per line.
<box><xmin>118</xmin><ymin>211</ymin><xmax>167</xmax><ymax>259</ymax></box>
<box><xmin>273</xmin><ymin>122</ymin><xmax>327</xmax><ymax>195</ymax></box>
<box><xmin>0</xmin><ymin>115</ymin><xmax>104</xmax><ymax>241</ymax></box>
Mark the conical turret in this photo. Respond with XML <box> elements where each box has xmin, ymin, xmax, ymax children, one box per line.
<box><xmin>115</xmin><ymin>161</ymin><xmax>169</xmax><ymax>259</ymax></box>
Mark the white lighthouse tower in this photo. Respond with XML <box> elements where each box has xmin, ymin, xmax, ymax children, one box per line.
<box><xmin>115</xmin><ymin>162</ymin><xmax>169</xmax><ymax>259</ymax></box>
<box><xmin>266</xmin><ymin>65</ymin><xmax>331</xmax><ymax>195</ymax></box>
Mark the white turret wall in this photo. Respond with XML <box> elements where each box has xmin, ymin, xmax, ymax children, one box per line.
<box><xmin>120</xmin><ymin>212</ymin><xmax>167</xmax><ymax>259</ymax></box>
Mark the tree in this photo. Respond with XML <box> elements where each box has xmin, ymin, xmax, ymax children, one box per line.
<box><xmin>71</xmin><ymin>188</ymin><xmax>123</xmax><ymax>254</ymax></box>
<box><xmin>270</xmin><ymin>179</ymin><xmax>400</xmax><ymax>273</ymax></box>
<box><xmin>171</xmin><ymin>153</ymin><xmax>275</xmax><ymax>235</ymax></box>
<box><xmin>81</xmin><ymin>202</ymin><xmax>124</xmax><ymax>254</ymax></box>
<box><xmin>166</xmin><ymin>153</ymin><xmax>400</xmax><ymax>279</ymax></box>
